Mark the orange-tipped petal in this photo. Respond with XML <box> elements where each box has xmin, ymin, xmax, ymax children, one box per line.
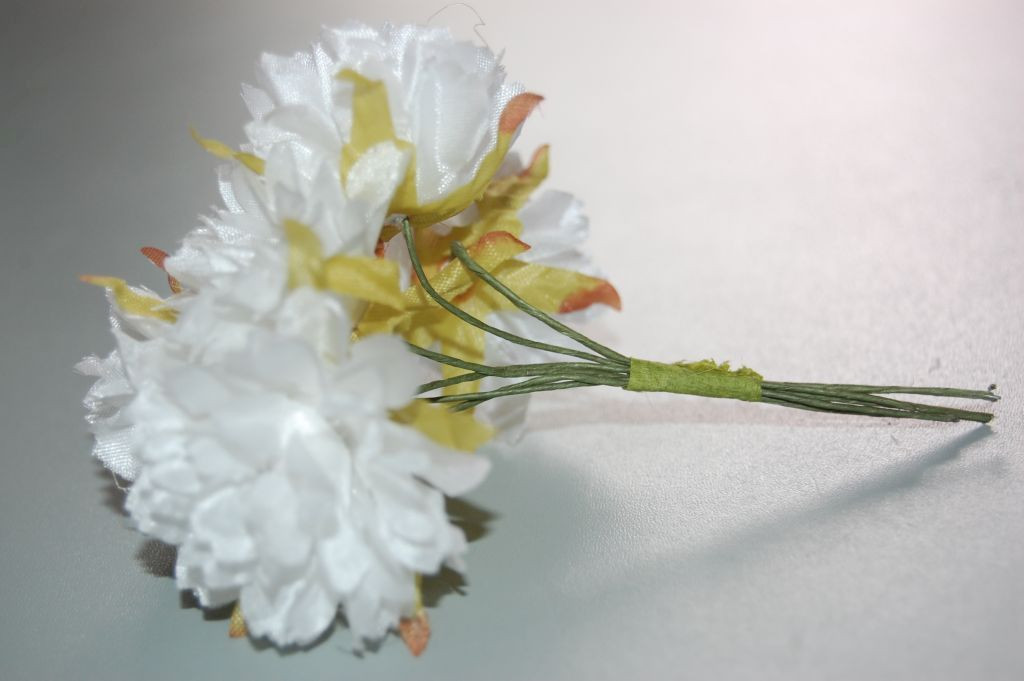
<box><xmin>558</xmin><ymin>279</ymin><xmax>622</xmax><ymax>314</ymax></box>
<box><xmin>520</xmin><ymin>144</ymin><xmax>550</xmax><ymax>178</ymax></box>
<box><xmin>80</xmin><ymin>275</ymin><xmax>178</xmax><ymax>322</ymax></box>
<box><xmin>410</xmin><ymin>230</ymin><xmax>531</xmax><ymax>301</ymax></box>
<box><xmin>398</xmin><ymin>611</ymin><xmax>430</xmax><ymax>657</ymax></box>
<box><xmin>228</xmin><ymin>603</ymin><xmax>247</xmax><ymax>639</ymax></box>
<box><xmin>468</xmin><ymin>230</ymin><xmax>531</xmax><ymax>261</ymax></box>
<box><xmin>140</xmin><ymin>246</ymin><xmax>168</xmax><ymax>269</ymax></box>
<box><xmin>499</xmin><ymin>93</ymin><xmax>543</xmax><ymax>134</ymax></box>
<box><xmin>140</xmin><ymin>247</ymin><xmax>183</xmax><ymax>294</ymax></box>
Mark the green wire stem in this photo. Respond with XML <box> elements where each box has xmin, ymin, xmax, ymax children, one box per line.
<box><xmin>401</xmin><ymin>220</ymin><xmax>618</xmax><ymax>367</ymax></box>
<box><xmin>401</xmin><ymin>218</ymin><xmax>998</xmax><ymax>423</ymax></box>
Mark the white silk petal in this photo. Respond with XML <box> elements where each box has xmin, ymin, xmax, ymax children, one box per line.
<box><xmin>76</xmin><ymin>351</ymin><xmax>139</xmax><ymax>480</ymax></box>
<box><xmin>340</xmin><ymin>334</ymin><xmax>423</xmax><ymax>410</ymax></box>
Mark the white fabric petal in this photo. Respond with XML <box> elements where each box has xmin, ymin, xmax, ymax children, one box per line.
<box><xmin>76</xmin><ymin>351</ymin><xmax>138</xmax><ymax>480</ymax></box>
<box><xmin>334</xmin><ymin>334</ymin><xmax>425</xmax><ymax>410</ymax></box>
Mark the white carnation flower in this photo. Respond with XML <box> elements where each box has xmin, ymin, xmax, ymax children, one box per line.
<box><xmin>79</xmin><ymin>144</ymin><xmax>489</xmax><ymax>648</ymax></box>
<box><xmin>120</xmin><ymin>309</ymin><xmax>487</xmax><ymax>646</ymax></box>
<box><xmin>240</xmin><ymin>21</ymin><xmax>530</xmax><ymax>220</ymax></box>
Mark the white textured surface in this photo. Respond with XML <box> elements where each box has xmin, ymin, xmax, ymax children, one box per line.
<box><xmin>1</xmin><ymin>0</ymin><xmax>1021</xmax><ymax>679</ymax></box>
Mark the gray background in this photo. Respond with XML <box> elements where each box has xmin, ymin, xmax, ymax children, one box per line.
<box><xmin>2</xmin><ymin>0</ymin><xmax>1022</xmax><ymax>679</ymax></box>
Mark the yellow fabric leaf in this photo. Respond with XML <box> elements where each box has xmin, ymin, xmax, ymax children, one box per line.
<box><xmin>81</xmin><ymin>275</ymin><xmax>177</xmax><ymax>322</ymax></box>
<box><xmin>475</xmin><ymin>144</ymin><xmax>550</xmax><ymax>218</ymax></box>
<box><xmin>228</xmin><ymin>603</ymin><xmax>247</xmax><ymax>639</ymax></box>
<box><xmin>436</xmin><ymin>294</ymin><xmax>491</xmax><ymax>395</ymax></box>
<box><xmin>418</xmin><ymin>230</ymin><xmax>530</xmax><ymax>301</ymax></box>
<box><xmin>283</xmin><ymin>220</ymin><xmax>325</xmax><ymax>289</ymax></box>
<box><xmin>353</xmin><ymin>230</ymin><xmax>529</xmax><ymax>344</ymax></box>
<box><xmin>284</xmin><ymin>219</ymin><xmax>406</xmax><ymax>309</ymax></box>
<box><xmin>481</xmin><ymin>260</ymin><xmax>622</xmax><ymax>315</ymax></box>
<box><xmin>391</xmin><ymin>144</ymin><xmax>551</xmax><ymax>279</ymax></box>
<box><xmin>190</xmin><ymin>128</ymin><xmax>265</xmax><ymax>175</ymax></box>
<box><xmin>336</xmin><ymin>69</ymin><xmax>416</xmax><ymax>206</ymax></box>
<box><xmin>323</xmin><ymin>254</ymin><xmax>405</xmax><ymax>310</ymax></box>
<box><xmin>391</xmin><ymin>401</ymin><xmax>494</xmax><ymax>452</ymax></box>
<box><xmin>354</xmin><ymin>302</ymin><xmax>411</xmax><ymax>338</ymax></box>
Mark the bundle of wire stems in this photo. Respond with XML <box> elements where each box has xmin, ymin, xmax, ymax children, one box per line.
<box><xmin>402</xmin><ymin>220</ymin><xmax>998</xmax><ymax>423</ymax></box>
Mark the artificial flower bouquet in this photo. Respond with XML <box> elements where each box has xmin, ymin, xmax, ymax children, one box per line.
<box><xmin>78</xmin><ymin>22</ymin><xmax>997</xmax><ymax>656</ymax></box>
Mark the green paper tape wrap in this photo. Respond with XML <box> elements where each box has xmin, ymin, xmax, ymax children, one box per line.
<box><xmin>626</xmin><ymin>358</ymin><xmax>763</xmax><ymax>402</ymax></box>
